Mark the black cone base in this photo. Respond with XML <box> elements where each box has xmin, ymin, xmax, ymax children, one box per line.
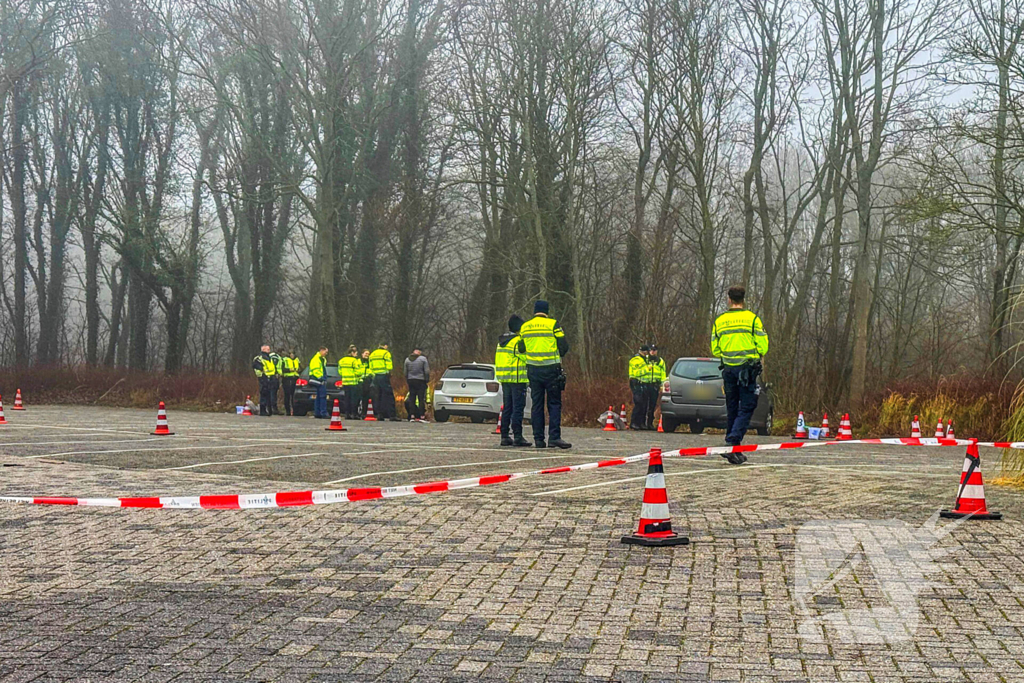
<box><xmin>325</xmin><ymin>427</ymin><xmax>348</xmax><ymax>431</ymax></box>
<box><xmin>151</xmin><ymin>431</ymin><xmax>175</xmax><ymax>436</ymax></box>
<box><xmin>620</xmin><ymin>534</ymin><xmax>689</xmax><ymax>547</ymax></box>
<box><xmin>939</xmin><ymin>510</ymin><xmax>1002</xmax><ymax>520</ymax></box>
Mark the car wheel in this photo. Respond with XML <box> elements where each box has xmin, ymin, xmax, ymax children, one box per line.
<box><xmin>689</xmin><ymin>423</ymin><xmax>705</xmax><ymax>435</ymax></box>
<box><xmin>434</xmin><ymin>410</ymin><xmax>450</xmax><ymax>423</ymax></box>
<box><xmin>757</xmin><ymin>409</ymin><xmax>773</xmax><ymax>436</ymax></box>
<box><xmin>661</xmin><ymin>416</ymin><xmax>679</xmax><ymax>433</ymax></box>
<box><xmin>470</xmin><ymin>415</ymin><xmax>485</xmax><ymax>424</ymax></box>
<box><xmin>293</xmin><ymin>406</ymin><xmax>309</xmax><ymax>417</ymax></box>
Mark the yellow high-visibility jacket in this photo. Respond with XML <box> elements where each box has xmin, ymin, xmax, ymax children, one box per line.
<box><xmin>711</xmin><ymin>309</ymin><xmax>769</xmax><ymax>366</ymax></box>
<box><xmin>368</xmin><ymin>348</ymin><xmax>393</xmax><ymax>375</ymax></box>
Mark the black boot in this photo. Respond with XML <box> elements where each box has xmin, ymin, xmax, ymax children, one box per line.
<box><xmin>534</xmin><ymin>440</ymin><xmax>547</xmax><ymax>448</ymax></box>
<box><xmin>513</xmin><ymin>436</ymin><xmax>532</xmax><ymax>447</ymax></box>
<box><xmin>548</xmin><ymin>439</ymin><xmax>572</xmax><ymax>449</ymax></box>
<box><xmin>500</xmin><ymin>437</ymin><xmax>513</xmax><ymax>447</ymax></box>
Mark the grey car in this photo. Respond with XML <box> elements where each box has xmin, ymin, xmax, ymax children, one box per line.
<box><xmin>658</xmin><ymin>357</ymin><xmax>773</xmax><ymax>435</ymax></box>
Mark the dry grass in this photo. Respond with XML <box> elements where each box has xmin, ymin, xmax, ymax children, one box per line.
<box><xmin>0</xmin><ymin>366</ymin><xmax>254</xmax><ymax>412</ymax></box>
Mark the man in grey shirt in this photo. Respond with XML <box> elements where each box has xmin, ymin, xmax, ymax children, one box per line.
<box><xmin>404</xmin><ymin>348</ymin><xmax>430</xmax><ymax>422</ymax></box>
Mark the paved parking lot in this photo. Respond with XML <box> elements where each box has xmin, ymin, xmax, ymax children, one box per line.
<box><xmin>2</xmin><ymin>406</ymin><xmax>1024</xmax><ymax>681</ymax></box>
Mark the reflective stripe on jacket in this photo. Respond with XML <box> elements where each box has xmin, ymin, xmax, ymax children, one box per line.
<box><xmin>368</xmin><ymin>348</ymin><xmax>393</xmax><ymax>375</ymax></box>
<box><xmin>711</xmin><ymin>309</ymin><xmax>769</xmax><ymax>366</ymax></box>
<box><xmin>282</xmin><ymin>357</ymin><xmax>301</xmax><ymax>377</ymax></box>
<box><xmin>518</xmin><ymin>316</ymin><xmax>564</xmax><ymax>366</ymax></box>
<box><xmin>309</xmin><ymin>353</ymin><xmax>326</xmax><ymax>379</ymax></box>
<box><xmin>495</xmin><ymin>335</ymin><xmax>527</xmax><ymax>383</ymax></box>
<box><xmin>338</xmin><ymin>356</ymin><xmax>365</xmax><ymax>385</ymax></box>
<box><xmin>270</xmin><ymin>353</ymin><xmax>282</xmax><ymax>376</ymax></box>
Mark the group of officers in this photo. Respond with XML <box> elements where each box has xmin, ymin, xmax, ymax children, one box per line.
<box><xmin>249</xmin><ymin>287</ymin><xmax>767</xmax><ymax>464</ymax></box>
<box><xmin>626</xmin><ymin>345</ymin><xmax>667</xmax><ymax>431</ymax></box>
<box><xmin>251</xmin><ymin>344</ymin><xmax>403</xmax><ymax>421</ymax></box>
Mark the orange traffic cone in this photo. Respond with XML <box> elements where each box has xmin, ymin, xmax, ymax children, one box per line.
<box><xmin>12</xmin><ymin>388</ymin><xmax>25</xmax><ymax>410</ymax></box>
<box><xmin>495</xmin><ymin>404</ymin><xmax>503</xmax><ymax>434</ymax></box>
<box><xmin>821</xmin><ymin>413</ymin><xmax>830</xmax><ymax>437</ymax></box>
<box><xmin>621</xmin><ymin>448</ymin><xmax>688</xmax><ymax>546</ymax></box>
<box><xmin>794</xmin><ymin>411</ymin><xmax>808</xmax><ymax>439</ymax></box>
<box><xmin>620</xmin><ymin>404</ymin><xmax>628</xmax><ymax>427</ymax></box>
<box><xmin>151</xmin><ymin>401</ymin><xmax>174</xmax><ymax>435</ymax></box>
<box><xmin>242</xmin><ymin>397</ymin><xmax>253</xmax><ymax>416</ymax></box>
<box><xmin>940</xmin><ymin>441</ymin><xmax>1001</xmax><ymax>520</ymax></box>
<box><xmin>946</xmin><ymin>419</ymin><xmax>955</xmax><ymax>440</ymax></box>
<box><xmin>365</xmin><ymin>399</ymin><xmax>377</xmax><ymax>421</ymax></box>
<box><xmin>934</xmin><ymin>419</ymin><xmax>944</xmax><ymax>438</ymax></box>
<box><xmin>657</xmin><ymin>414</ymin><xmax>664</xmax><ymax>432</ymax></box>
<box><xmin>0</xmin><ymin>395</ymin><xmax>7</xmax><ymax>425</ymax></box>
<box><xmin>602</xmin><ymin>406</ymin><xmax>617</xmax><ymax>432</ymax></box>
<box><xmin>836</xmin><ymin>413</ymin><xmax>852</xmax><ymax>441</ymax></box>
<box><xmin>326</xmin><ymin>399</ymin><xmax>347</xmax><ymax>431</ymax></box>
<box><xmin>911</xmin><ymin>415</ymin><xmax>921</xmax><ymax>439</ymax></box>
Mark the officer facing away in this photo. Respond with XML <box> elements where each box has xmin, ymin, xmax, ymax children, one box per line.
<box><xmin>711</xmin><ymin>285</ymin><xmax>769</xmax><ymax>464</ymax></box>
<box><xmin>628</xmin><ymin>345</ymin><xmax>650</xmax><ymax>430</ymax></box>
<box><xmin>308</xmin><ymin>347</ymin><xmax>329</xmax><ymax>419</ymax></box>
<box><xmin>496</xmin><ymin>315</ymin><xmax>530</xmax><ymax>447</ymax></box>
<box><xmin>281</xmin><ymin>349</ymin><xmax>302</xmax><ymax>416</ymax></box>
<box><xmin>517</xmin><ymin>300</ymin><xmax>571</xmax><ymax>449</ymax></box>
<box><xmin>369</xmin><ymin>343</ymin><xmax>399</xmax><ymax>421</ymax></box>
<box><xmin>339</xmin><ymin>345</ymin><xmax>365</xmax><ymax>420</ymax></box>
<box><xmin>645</xmin><ymin>345</ymin><xmax>667</xmax><ymax>430</ymax></box>
<box><xmin>252</xmin><ymin>344</ymin><xmax>277</xmax><ymax>417</ymax></box>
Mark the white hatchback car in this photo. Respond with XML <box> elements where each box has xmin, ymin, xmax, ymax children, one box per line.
<box><xmin>433</xmin><ymin>363</ymin><xmax>532</xmax><ymax>423</ymax></box>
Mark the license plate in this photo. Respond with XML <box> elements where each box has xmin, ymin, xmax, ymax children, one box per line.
<box><xmin>453</xmin><ymin>397</ymin><xmax>474</xmax><ymax>404</ymax></box>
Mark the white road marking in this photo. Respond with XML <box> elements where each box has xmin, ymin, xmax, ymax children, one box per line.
<box><xmin>321</xmin><ymin>453</ymin><xmax>598</xmax><ymax>485</ymax></box>
<box><xmin>0</xmin><ymin>438</ymin><xmax>164</xmax><ymax>447</ymax></box>
<box><xmin>530</xmin><ymin>462</ymin><xmax>957</xmax><ymax>496</ymax></box>
<box><xmin>158</xmin><ymin>451</ymin><xmax>337</xmax><ymax>470</ymax></box>
<box><xmin>2</xmin><ymin>424</ymin><xmax>146</xmax><ymax>435</ymax></box>
<box><xmin>20</xmin><ymin>444</ymin><xmax>272</xmax><ymax>460</ymax></box>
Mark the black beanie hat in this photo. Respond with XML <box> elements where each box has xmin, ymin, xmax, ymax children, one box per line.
<box><xmin>534</xmin><ymin>299</ymin><xmax>550</xmax><ymax>314</ymax></box>
<box><xmin>508</xmin><ymin>315</ymin><xmax>524</xmax><ymax>333</ymax></box>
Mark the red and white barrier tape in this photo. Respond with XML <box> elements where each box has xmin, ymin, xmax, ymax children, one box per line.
<box><xmin>0</xmin><ymin>436</ymin><xmax>1017</xmax><ymax>510</ymax></box>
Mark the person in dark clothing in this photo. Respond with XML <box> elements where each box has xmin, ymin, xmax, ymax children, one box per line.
<box><xmin>517</xmin><ymin>300</ymin><xmax>571</xmax><ymax>449</ymax></box>
<box><xmin>404</xmin><ymin>348</ymin><xmax>430</xmax><ymax>421</ymax></box>
<box><xmin>252</xmin><ymin>345</ymin><xmax>276</xmax><ymax>417</ymax></box>
<box><xmin>360</xmin><ymin>349</ymin><xmax>373</xmax><ymax>417</ymax></box>
<box><xmin>496</xmin><ymin>315</ymin><xmax>530</xmax><ymax>446</ymax></box>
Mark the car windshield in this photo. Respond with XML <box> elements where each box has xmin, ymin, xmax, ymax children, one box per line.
<box><xmin>672</xmin><ymin>360</ymin><xmax>721</xmax><ymax>381</ymax></box>
<box><xmin>443</xmin><ymin>366</ymin><xmax>494</xmax><ymax>380</ymax></box>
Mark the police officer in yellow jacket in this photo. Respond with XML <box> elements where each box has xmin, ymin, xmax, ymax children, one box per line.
<box><xmin>644</xmin><ymin>345</ymin><xmax>667</xmax><ymax>430</ymax></box>
<box><xmin>496</xmin><ymin>315</ymin><xmax>531</xmax><ymax>447</ymax></box>
<box><xmin>252</xmin><ymin>344</ymin><xmax>277</xmax><ymax>417</ymax></box>
<box><xmin>309</xmin><ymin>347</ymin><xmax>329</xmax><ymax>419</ymax></box>
<box><xmin>281</xmin><ymin>349</ymin><xmax>302</xmax><ymax>416</ymax></box>
<box><xmin>338</xmin><ymin>345</ymin><xmax>365</xmax><ymax>420</ymax></box>
<box><xmin>517</xmin><ymin>300</ymin><xmax>571</xmax><ymax>449</ymax></box>
<box><xmin>628</xmin><ymin>345</ymin><xmax>650</xmax><ymax>430</ymax></box>
<box><xmin>711</xmin><ymin>285</ymin><xmax>769</xmax><ymax>463</ymax></box>
<box><xmin>368</xmin><ymin>343</ymin><xmax>399</xmax><ymax>421</ymax></box>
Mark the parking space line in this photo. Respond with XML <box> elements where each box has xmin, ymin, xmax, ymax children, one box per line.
<box><xmin>0</xmin><ymin>438</ymin><xmax>165</xmax><ymax>448</ymax></box>
<box><xmin>20</xmin><ymin>444</ymin><xmax>274</xmax><ymax>460</ymax></box>
<box><xmin>321</xmin><ymin>453</ymin><xmax>598</xmax><ymax>485</ymax></box>
<box><xmin>158</xmin><ymin>451</ymin><xmax>336</xmax><ymax>470</ymax></box>
<box><xmin>529</xmin><ymin>462</ymin><xmax>957</xmax><ymax>496</ymax></box>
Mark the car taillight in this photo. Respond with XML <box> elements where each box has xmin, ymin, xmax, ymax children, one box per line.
<box><xmin>486</xmin><ymin>382</ymin><xmax>499</xmax><ymax>392</ymax></box>
<box><xmin>663</xmin><ymin>381</ymin><xmax>670</xmax><ymax>393</ymax></box>
<box><xmin>296</xmin><ymin>378</ymin><xmax>308</xmax><ymax>386</ymax></box>
<box><xmin>335</xmin><ymin>381</ymin><xmax>344</xmax><ymax>387</ymax></box>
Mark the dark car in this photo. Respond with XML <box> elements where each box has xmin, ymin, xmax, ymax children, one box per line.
<box><xmin>292</xmin><ymin>365</ymin><xmax>345</xmax><ymax>417</ymax></box>
<box><xmin>658</xmin><ymin>357</ymin><xmax>773</xmax><ymax>435</ymax></box>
